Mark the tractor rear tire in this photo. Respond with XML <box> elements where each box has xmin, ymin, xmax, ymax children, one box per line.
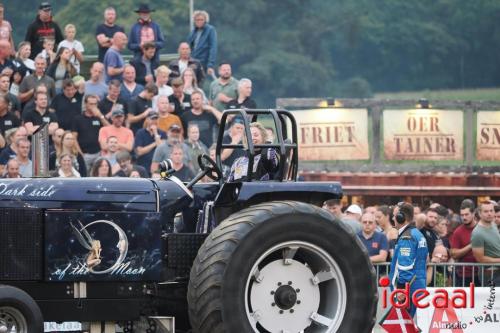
<box><xmin>187</xmin><ymin>201</ymin><xmax>377</xmax><ymax>333</ymax></box>
<box><xmin>0</xmin><ymin>285</ymin><xmax>43</xmax><ymax>333</ymax></box>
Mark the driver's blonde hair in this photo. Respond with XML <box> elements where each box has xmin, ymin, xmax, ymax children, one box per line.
<box><xmin>242</xmin><ymin>122</ymin><xmax>268</xmax><ymax>149</ymax></box>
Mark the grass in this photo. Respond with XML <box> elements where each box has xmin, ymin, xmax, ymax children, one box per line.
<box><xmin>374</xmin><ymin>87</ymin><xmax>500</xmax><ymax>101</ymax></box>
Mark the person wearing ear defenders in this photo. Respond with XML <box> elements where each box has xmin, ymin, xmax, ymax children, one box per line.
<box><xmin>389</xmin><ymin>202</ymin><xmax>428</xmax><ymax>317</ymax></box>
<box><xmin>128</xmin><ymin>4</ymin><xmax>165</xmax><ymax>63</ymax></box>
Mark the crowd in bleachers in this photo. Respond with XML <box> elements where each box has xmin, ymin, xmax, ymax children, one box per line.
<box><xmin>323</xmin><ymin>199</ymin><xmax>500</xmax><ymax>286</ymax></box>
<box><xmin>0</xmin><ymin>3</ymin><xmax>257</xmax><ymax>179</ymax></box>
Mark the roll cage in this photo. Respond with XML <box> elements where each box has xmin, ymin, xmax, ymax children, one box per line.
<box><xmin>215</xmin><ymin>109</ymin><xmax>299</xmax><ymax>184</ymax></box>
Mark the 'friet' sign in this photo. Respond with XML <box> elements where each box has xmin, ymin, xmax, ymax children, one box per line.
<box><xmin>476</xmin><ymin>111</ymin><xmax>500</xmax><ymax>161</ymax></box>
<box><xmin>292</xmin><ymin>108</ymin><xmax>369</xmax><ymax>161</ymax></box>
<box><xmin>383</xmin><ymin>109</ymin><xmax>463</xmax><ymax>160</ymax></box>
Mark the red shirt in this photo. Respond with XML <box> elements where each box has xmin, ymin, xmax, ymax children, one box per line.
<box><xmin>450</xmin><ymin>224</ymin><xmax>477</xmax><ymax>276</ymax></box>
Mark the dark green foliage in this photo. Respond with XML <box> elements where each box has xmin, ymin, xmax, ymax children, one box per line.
<box><xmin>3</xmin><ymin>0</ymin><xmax>500</xmax><ymax>106</ymax></box>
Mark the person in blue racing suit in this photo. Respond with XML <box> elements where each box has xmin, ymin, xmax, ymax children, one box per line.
<box><xmin>389</xmin><ymin>202</ymin><xmax>428</xmax><ymax>317</ymax></box>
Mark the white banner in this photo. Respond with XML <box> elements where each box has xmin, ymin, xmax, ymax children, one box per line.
<box><xmin>44</xmin><ymin>322</ymin><xmax>82</xmax><ymax>332</ymax></box>
<box><xmin>416</xmin><ymin>287</ymin><xmax>498</xmax><ymax>333</ymax></box>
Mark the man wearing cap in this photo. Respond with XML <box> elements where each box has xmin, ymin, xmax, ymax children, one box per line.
<box><xmin>127</xmin><ymin>82</ymin><xmax>158</xmax><ymax>134</ymax></box>
<box><xmin>98</xmin><ymin>106</ymin><xmax>133</xmax><ymax>153</ymax></box>
<box><xmin>150</xmin><ymin>124</ymin><xmax>191</xmax><ymax>175</ymax></box>
<box><xmin>128</xmin><ymin>4</ymin><xmax>165</xmax><ymax>63</ymax></box>
<box><xmin>96</xmin><ymin>7</ymin><xmax>125</xmax><ymax>63</ymax></box>
<box><xmin>25</xmin><ymin>3</ymin><xmax>63</xmax><ymax>59</ymax></box>
<box><xmin>72</xmin><ymin>94</ymin><xmax>109</xmax><ymax>170</ymax></box>
<box><xmin>50</xmin><ymin>79</ymin><xmax>82</xmax><ymax>131</ymax></box>
<box><xmin>133</xmin><ymin>110</ymin><xmax>167</xmax><ymax>175</ymax></box>
<box><xmin>341</xmin><ymin>204</ymin><xmax>363</xmax><ymax>233</ymax></box>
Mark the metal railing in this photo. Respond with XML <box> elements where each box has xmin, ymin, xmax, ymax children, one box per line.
<box><xmin>374</xmin><ymin>262</ymin><xmax>500</xmax><ymax>287</ymax></box>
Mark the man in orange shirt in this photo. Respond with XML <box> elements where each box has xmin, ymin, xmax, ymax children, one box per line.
<box><xmin>98</xmin><ymin>106</ymin><xmax>133</xmax><ymax>152</ymax></box>
<box><xmin>156</xmin><ymin>94</ymin><xmax>182</xmax><ymax>133</ymax></box>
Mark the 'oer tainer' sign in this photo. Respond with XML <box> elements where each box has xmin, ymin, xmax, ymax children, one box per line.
<box><xmin>383</xmin><ymin>110</ymin><xmax>463</xmax><ymax>161</ymax></box>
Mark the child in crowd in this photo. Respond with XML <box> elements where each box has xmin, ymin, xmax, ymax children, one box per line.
<box><xmin>37</xmin><ymin>38</ymin><xmax>56</xmax><ymax>66</ymax></box>
<box><xmin>58</xmin><ymin>24</ymin><xmax>84</xmax><ymax>74</ymax></box>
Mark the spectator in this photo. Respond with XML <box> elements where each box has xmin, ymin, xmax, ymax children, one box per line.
<box><xmin>265</xmin><ymin>127</ymin><xmax>275</xmax><ymax>143</ymax></box>
<box><xmin>72</xmin><ymin>94</ymin><xmax>109</xmax><ymax>170</ymax></box>
<box><xmin>25</xmin><ymin>2</ymin><xmax>63</xmax><ymax>59</ymax></box>
<box><xmin>133</xmin><ymin>110</ymin><xmax>166</xmax><ymax>174</ymax></box>
<box><xmin>495</xmin><ymin>205</ymin><xmax>500</xmax><ymax>231</ymax></box>
<box><xmin>128</xmin><ymin>4</ymin><xmax>165</xmax><ymax>63</ymax></box>
<box><xmin>50</xmin><ymin>79</ymin><xmax>82</xmax><ymax>130</ymax></box>
<box><xmin>209</xmin><ymin>62</ymin><xmax>238</xmax><ymax>112</ymax></box>
<box><xmin>98</xmin><ymin>79</ymin><xmax>127</xmax><ymax>120</ymax></box>
<box><xmin>128</xmin><ymin>82</ymin><xmax>157</xmax><ymax>134</ymax></box>
<box><xmin>152</xmin><ymin>65</ymin><xmax>173</xmax><ymax>109</ymax></box>
<box><xmin>0</xmin><ymin>4</ymin><xmax>14</xmax><ymax>55</ymax></box>
<box><xmin>342</xmin><ymin>204</ymin><xmax>363</xmax><ymax>233</ymax></box>
<box><xmin>9</xmin><ymin>69</ymin><xmax>23</xmax><ymax>98</ymax></box>
<box><xmin>389</xmin><ymin>202</ymin><xmax>428</xmax><ymax>317</ymax></box>
<box><xmin>169</xmin><ymin>144</ymin><xmax>194</xmax><ymax>182</ymax></box>
<box><xmin>414</xmin><ymin>212</ymin><xmax>427</xmax><ymax>229</ymax></box>
<box><xmin>227</xmin><ymin>78</ymin><xmax>257</xmax><ymax>109</ymax></box>
<box><xmin>54</xmin><ymin>153</ymin><xmax>80</xmax><ymax>177</ymax></box>
<box><xmin>0</xmin><ymin>74</ymin><xmax>21</xmax><ymax>116</ymax></box>
<box><xmin>322</xmin><ymin>199</ymin><xmax>343</xmax><ymax>220</ymax></box>
<box><xmin>2</xmin><ymin>158</ymin><xmax>21</xmax><ymax>178</ymax></box>
<box><xmin>18</xmin><ymin>56</ymin><xmax>56</xmax><ymax>104</ymax></box>
<box><xmin>95</xmin><ymin>7</ymin><xmax>124</xmax><ymax>62</ymax></box>
<box><xmin>450</xmin><ymin>201</ymin><xmax>479</xmax><ymax>286</ymax></box>
<box><xmin>129</xmin><ymin>41</ymin><xmax>158</xmax><ymax>86</ymax></box>
<box><xmin>357</xmin><ymin>213</ymin><xmax>389</xmax><ymax>263</ymax></box>
<box><xmin>220</xmin><ymin>117</ymin><xmax>245</xmax><ymax>168</ymax></box>
<box><xmin>150</xmin><ymin>124</ymin><xmax>191</xmax><ymax>175</ymax></box>
<box><xmin>187</xmin><ymin>10</ymin><xmax>217</xmax><ymax>76</ymax></box>
<box><xmin>471</xmin><ymin>201</ymin><xmax>500</xmax><ymax>284</ymax></box>
<box><xmin>156</xmin><ymin>95</ymin><xmax>182</xmax><ymax>133</ymax></box>
<box><xmin>85</xmin><ymin>62</ymin><xmax>108</xmax><ymax>100</ymax></box>
<box><xmin>375</xmin><ymin>205</ymin><xmax>398</xmax><ymax>256</ymax></box>
<box><xmin>98</xmin><ymin>106</ymin><xmax>133</xmax><ymax>153</ymax></box>
<box><xmin>36</xmin><ymin>37</ymin><xmax>56</xmax><ymax>66</ymax></box>
<box><xmin>120</xmin><ymin>65</ymin><xmax>144</xmax><ymax>103</ymax></box>
<box><xmin>114</xmin><ymin>150</ymin><xmax>148</xmax><ymax>178</ymax></box>
<box><xmin>181</xmin><ymin>91</ymin><xmax>222</xmax><ymax>147</ymax></box>
<box><xmin>168</xmin><ymin>77</ymin><xmax>191</xmax><ymax>117</ymax></box>
<box><xmin>22</xmin><ymin>91</ymin><xmax>58</xmax><ymax>135</ymax></box>
<box><xmin>0</xmin><ymin>39</ymin><xmax>14</xmax><ymax>79</ymax></box>
<box><xmin>182</xmin><ymin>67</ymin><xmax>207</xmax><ymax>103</ymax></box>
<box><xmin>49</xmin><ymin>127</ymin><xmax>64</xmax><ymax>157</ymax></box>
<box><xmin>420</xmin><ymin>207</ymin><xmax>442</xmax><ymax>258</ymax></box>
<box><xmin>14</xmin><ymin>138</ymin><xmax>32</xmax><ymax>177</ymax></box>
<box><xmin>57</xmin><ymin>24</ymin><xmax>84</xmax><ymax>74</ymax></box>
<box><xmin>0</xmin><ymin>127</ymin><xmax>27</xmax><ymax>174</ymax></box>
<box><xmin>185</xmin><ymin>124</ymin><xmax>208</xmax><ymax>172</ymax></box>
<box><xmin>427</xmin><ymin>244</ymin><xmax>451</xmax><ymax>287</ymax></box>
<box><xmin>13</xmin><ymin>42</ymin><xmax>35</xmax><ymax>77</ymax></box>
<box><xmin>129</xmin><ymin>170</ymin><xmax>141</xmax><ymax>178</ymax></box>
<box><xmin>103</xmin><ymin>32</ymin><xmax>127</xmax><ymax>83</ymax></box>
<box><xmin>90</xmin><ymin>157</ymin><xmax>112</xmax><ymax>177</ymax></box>
<box><xmin>434</xmin><ymin>217</ymin><xmax>450</xmax><ymax>249</ymax></box>
<box><xmin>169</xmin><ymin>42</ymin><xmax>205</xmax><ymax>85</ymax></box>
<box><xmin>49</xmin><ymin>131</ymin><xmax>86</xmax><ymax>176</ymax></box>
<box><xmin>100</xmin><ymin>136</ymin><xmax>120</xmax><ymax>174</ymax></box>
<box><xmin>21</xmin><ymin>83</ymin><xmax>49</xmax><ymax>116</ymax></box>
<box><xmin>0</xmin><ymin>93</ymin><xmax>20</xmax><ymax>135</ymax></box>
<box><xmin>207</xmin><ymin>143</ymin><xmax>229</xmax><ymax>179</ymax></box>
<box><xmin>46</xmin><ymin>47</ymin><xmax>77</xmax><ymax>93</ymax></box>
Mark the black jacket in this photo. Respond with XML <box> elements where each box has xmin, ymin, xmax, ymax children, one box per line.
<box><xmin>25</xmin><ymin>16</ymin><xmax>63</xmax><ymax>59</ymax></box>
<box><xmin>129</xmin><ymin>56</ymin><xmax>159</xmax><ymax>86</ymax></box>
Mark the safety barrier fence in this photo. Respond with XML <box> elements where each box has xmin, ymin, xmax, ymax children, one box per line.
<box><xmin>373</xmin><ymin>262</ymin><xmax>500</xmax><ymax>287</ymax></box>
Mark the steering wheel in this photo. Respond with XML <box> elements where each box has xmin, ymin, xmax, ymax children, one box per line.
<box><xmin>198</xmin><ymin>154</ymin><xmax>222</xmax><ymax>181</ymax></box>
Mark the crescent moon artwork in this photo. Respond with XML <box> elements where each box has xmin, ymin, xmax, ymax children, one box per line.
<box><xmin>72</xmin><ymin>219</ymin><xmax>129</xmax><ymax>275</ymax></box>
